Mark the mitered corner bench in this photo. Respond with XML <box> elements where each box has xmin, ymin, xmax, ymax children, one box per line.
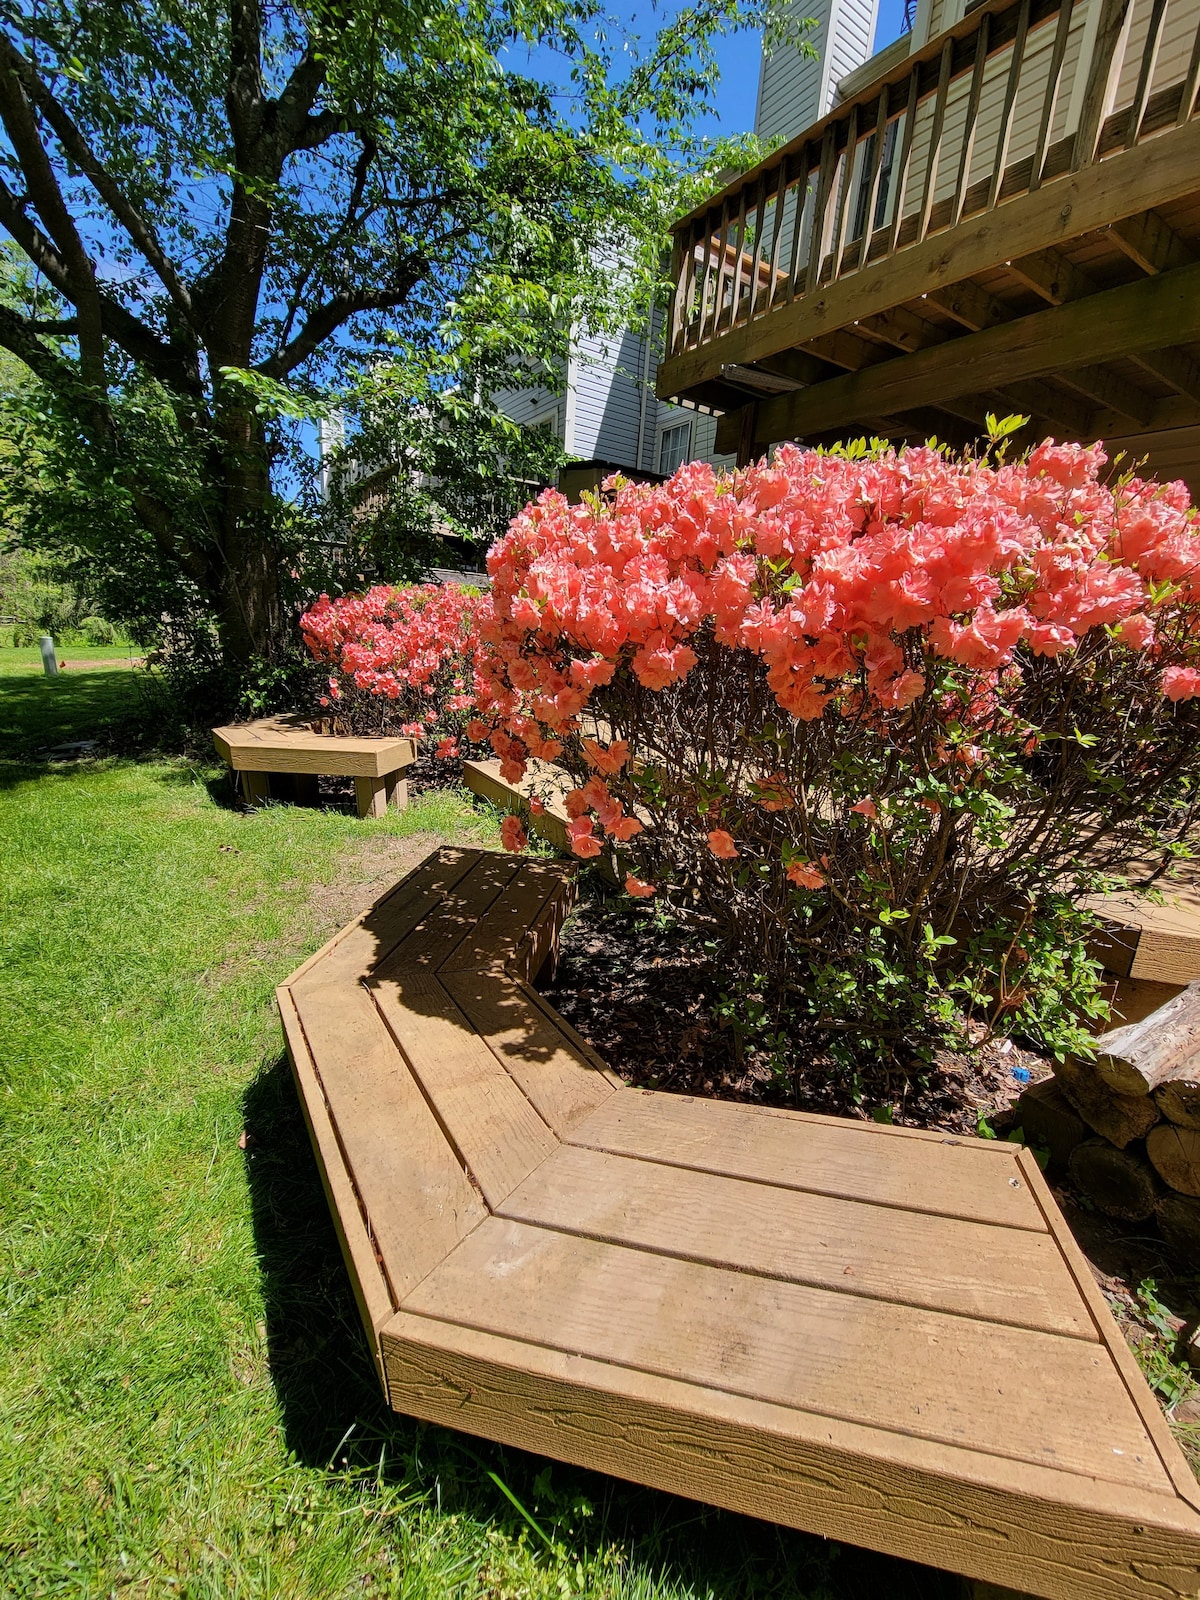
<box><xmin>213</xmin><ymin>714</ymin><xmax>417</xmax><ymax>817</ymax></box>
<box><xmin>277</xmin><ymin>847</ymin><xmax>1200</xmax><ymax>1600</ymax></box>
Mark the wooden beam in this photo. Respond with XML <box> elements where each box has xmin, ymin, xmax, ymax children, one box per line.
<box><xmin>744</xmin><ymin>261</ymin><xmax>1200</xmax><ymax>446</ymax></box>
<box><xmin>923</xmin><ymin>280</ymin><xmax>1012</xmax><ymax>332</ymax></box>
<box><xmin>1136</xmin><ymin>347</ymin><xmax>1200</xmax><ymax>404</ymax></box>
<box><xmin>1004</xmin><ymin>247</ymin><xmax>1093</xmax><ymax>303</ymax></box>
<box><xmin>1106</xmin><ymin>211</ymin><xmax>1194</xmax><ymax>275</ymax></box>
<box><xmin>656</xmin><ymin>115</ymin><xmax>1200</xmax><ymax>401</ymax></box>
<box><xmin>995</xmin><ymin>379</ymin><xmax>1096</xmax><ymax>437</ymax></box>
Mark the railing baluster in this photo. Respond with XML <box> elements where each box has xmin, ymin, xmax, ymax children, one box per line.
<box><xmin>688</xmin><ymin>213</ymin><xmax>710</xmax><ymax>349</ymax></box>
<box><xmin>805</xmin><ymin>125</ymin><xmax>839</xmax><ymax>295</ymax></box>
<box><xmin>707</xmin><ymin>197</ymin><xmax>730</xmax><ymax>342</ymax></box>
<box><xmin>830</xmin><ymin>104</ymin><xmax>861</xmax><ymax>279</ymax></box>
<box><xmin>860</xmin><ymin>84</ymin><xmax>891</xmax><ymax>267</ymax></box>
<box><xmin>988</xmin><ymin>0</ymin><xmax>1031</xmax><ymax>209</ymax></box>
<box><xmin>1177</xmin><ymin>10</ymin><xmax>1200</xmax><ymax>124</ymax></box>
<box><xmin>749</xmin><ymin>177</ymin><xmax>768</xmax><ymax>316</ymax></box>
<box><xmin>953</xmin><ymin>12</ymin><xmax>992</xmax><ymax>227</ymax></box>
<box><xmin>786</xmin><ymin>146</ymin><xmax>814</xmax><ymax>303</ymax></box>
<box><xmin>1030</xmin><ymin>0</ymin><xmax>1075</xmax><ymax>191</ymax></box>
<box><xmin>729</xmin><ymin>184</ymin><xmax>750</xmax><ymax>329</ymax></box>
<box><xmin>762</xmin><ymin>160</ymin><xmax>787</xmax><ymax>313</ymax></box>
<box><xmin>1125</xmin><ymin>0</ymin><xmax>1168</xmax><ymax>146</ymax></box>
<box><xmin>669</xmin><ymin>227</ymin><xmax>688</xmax><ymax>355</ymax></box>
<box><xmin>918</xmin><ymin>38</ymin><xmax>954</xmax><ymax>241</ymax></box>
<box><xmin>887</xmin><ymin>68</ymin><xmax>920</xmax><ymax>252</ymax></box>
<box><xmin>1072</xmin><ymin>0</ymin><xmax>1134</xmax><ymax>172</ymax></box>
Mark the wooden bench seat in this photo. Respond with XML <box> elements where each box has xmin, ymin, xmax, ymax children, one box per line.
<box><xmin>278</xmin><ymin>847</ymin><xmax>1200</xmax><ymax>1600</ymax></box>
<box><xmin>213</xmin><ymin>714</ymin><xmax>417</xmax><ymax>817</ymax></box>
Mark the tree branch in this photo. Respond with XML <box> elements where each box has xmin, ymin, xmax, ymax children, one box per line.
<box><xmin>0</xmin><ymin>34</ymin><xmax>197</xmax><ymax>327</ymax></box>
<box><xmin>257</xmin><ymin>263</ymin><xmax>427</xmax><ymax>379</ymax></box>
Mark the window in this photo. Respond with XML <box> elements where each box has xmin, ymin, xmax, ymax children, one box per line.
<box><xmin>524</xmin><ymin>413</ymin><xmax>559</xmax><ymax>437</ymax></box>
<box><xmin>658</xmin><ymin>420</ymin><xmax>692</xmax><ymax>475</ymax></box>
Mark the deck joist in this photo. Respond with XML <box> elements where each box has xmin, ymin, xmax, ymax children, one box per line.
<box><xmin>278</xmin><ymin>846</ymin><xmax>1200</xmax><ymax>1599</ymax></box>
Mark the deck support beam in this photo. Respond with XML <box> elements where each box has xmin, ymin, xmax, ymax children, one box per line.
<box><xmin>720</xmin><ymin>260</ymin><xmax>1200</xmax><ymax>450</ymax></box>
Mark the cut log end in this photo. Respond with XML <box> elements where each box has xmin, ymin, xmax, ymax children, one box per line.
<box><xmin>1156</xmin><ymin>1192</ymin><xmax>1200</xmax><ymax>1268</ymax></box>
<box><xmin>1068</xmin><ymin>1138</ymin><xmax>1160</xmax><ymax>1221</ymax></box>
<box><xmin>1146</xmin><ymin>1123</ymin><xmax>1200</xmax><ymax>1197</ymax></box>
<box><xmin>1052</xmin><ymin>1054</ymin><xmax>1160</xmax><ymax>1148</ymax></box>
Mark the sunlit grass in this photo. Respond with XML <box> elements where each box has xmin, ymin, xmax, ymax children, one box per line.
<box><xmin>0</xmin><ymin>660</ymin><xmax>959</xmax><ymax>1599</ymax></box>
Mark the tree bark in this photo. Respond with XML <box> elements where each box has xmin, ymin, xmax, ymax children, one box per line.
<box><xmin>1051</xmin><ymin>1053</ymin><xmax>1160</xmax><ymax>1148</ymax></box>
<box><xmin>1089</xmin><ymin>980</ymin><xmax>1200</xmax><ymax>1096</ymax></box>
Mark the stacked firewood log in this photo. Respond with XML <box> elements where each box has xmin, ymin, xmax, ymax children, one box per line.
<box><xmin>1017</xmin><ymin>981</ymin><xmax>1200</xmax><ymax>1264</ymax></box>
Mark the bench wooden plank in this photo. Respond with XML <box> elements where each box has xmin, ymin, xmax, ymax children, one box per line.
<box><xmin>289</xmin><ymin>847</ymin><xmax>481</xmax><ymax>991</ymax></box>
<box><xmin>375</xmin><ymin>853</ymin><xmax>523</xmax><ymax>973</ymax></box>
<box><xmin>279</xmin><ymin>986</ymin><xmax>394</xmax><ymax>1382</ymax></box>
<box><xmin>288</xmin><ymin>979</ymin><xmax>487</xmax><ymax>1298</ymax></box>
<box><xmin>213</xmin><ymin>717</ymin><xmax>417</xmax><ymax>779</ymax></box>
<box><xmin>380</xmin><ymin>1309</ymin><xmax>1200</xmax><ymax>1600</ymax></box>
<box><xmin>439</xmin><ymin>971</ymin><xmax>617</xmax><ymax>1137</ymax></box>
<box><xmin>498</xmin><ymin>1143</ymin><xmax>1095</xmax><ymax>1339</ymax></box>
<box><xmin>570</xmin><ymin>1090</ymin><xmax>1045</xmax><ymax>1232</ymax></box>
<box><xmin>369</xmin><ymin>970</ymin><xmax>558</xmax><ymax>1206</ymax></box>
<box><xmin>402</xmin><ymin>1216</ymin><xmax>1165</xmax><ymax>1494</ymax></box>
<box><xmin>438</xmin><ymin>860</ymin><xmax>570</xmax><ymax>975</ymax></box>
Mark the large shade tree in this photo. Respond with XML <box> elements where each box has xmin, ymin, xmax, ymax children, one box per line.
<box><xmin>0</xmin><ymin>0</ymin><xmax>763</xmax><ymax>681</ymax></box>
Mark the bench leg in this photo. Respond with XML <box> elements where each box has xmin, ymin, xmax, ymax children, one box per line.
<box><xmin>385</xmin><ymin>773</ymin><xmax>409</xmax><ymax>812</ymax></box>
<box><xmin>354</xmin><ymin>776</ymin><xmax>388</xmax><ymax>819</ymax></box>
<box><xmin>241</xmin><ymin>770</ymin><xmax>271</xmax><ymax>806</ymax></box>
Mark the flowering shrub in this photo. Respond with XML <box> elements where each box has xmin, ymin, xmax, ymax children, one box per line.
<box><xmin>299</xmin><ymin>582</ymin><xmax>484</xmax><ymax>739</ymax></box>
<box><xmin>471</xmin><ymin>439</ymin><xmax>1200</xmax><ymax>1063</ymax></box>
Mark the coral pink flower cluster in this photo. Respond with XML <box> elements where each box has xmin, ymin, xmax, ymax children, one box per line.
<box><xmin>471</xmin><ymin>442</ymin><xmax>1200</xmax><ymax>875</ymax></box>
<box><xmin>301</xmin><ymin>583</ymin><xmax>484</xmax><ymax>735</ymax></box>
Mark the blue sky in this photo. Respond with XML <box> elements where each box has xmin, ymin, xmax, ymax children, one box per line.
<box><xmin>596</xmin><ymin>0</ymin><xmax>912</xmax><ymax>138</ymax></box>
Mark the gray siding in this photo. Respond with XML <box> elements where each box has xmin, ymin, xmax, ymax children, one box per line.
<box><xmin>756</xmin><ymin>0</ymin><xmax>881</xmax><ymax>142</ymax></box>
<box><xmin>568</xmin><ymin>326</ymin><xmax>650</xmax><ymax>466</ymax></box>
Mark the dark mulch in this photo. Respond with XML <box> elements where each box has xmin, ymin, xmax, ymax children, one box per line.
<box><xmin>541</xmin><ymin>876</ymin><xmax>1047</xmax><ymax>1137</ymax></box>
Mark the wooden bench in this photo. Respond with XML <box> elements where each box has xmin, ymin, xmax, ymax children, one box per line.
<box><xmin>278</xmin><ymin>847</ymin><xmax>1200</xmax><ymax>1600</ymax></box>
<box><xmin>213</xmin><ymin>714</ymin><xmax>416</xmax><ymax>817</ymax></box>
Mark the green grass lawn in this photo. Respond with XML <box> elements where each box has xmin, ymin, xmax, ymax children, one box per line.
<box><xmin>0</xmin><ymin>659</ymin><xmax>966</xmax><ymax>1599</ymax></box>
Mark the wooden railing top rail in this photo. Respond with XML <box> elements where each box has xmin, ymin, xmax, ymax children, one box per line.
<box><xmin>665</xmin><ymin>0</ymin><xmax>1200</xmax><ymax>370</ymax></box>
<box><xmin>671</xmin><ymin>0</ymin><xmax>1061</xmax><ymax>235</ymax></box>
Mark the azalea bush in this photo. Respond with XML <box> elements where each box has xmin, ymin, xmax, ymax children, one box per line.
<box><xmin>299</xmin><ymin>582</ymin><xmax>485</xmax><ymax>751</ymax></box>
<box><xmin>471</xmin><ymin>437</ymin><xmax>1200</xmax><ymax>1066</ymax></box>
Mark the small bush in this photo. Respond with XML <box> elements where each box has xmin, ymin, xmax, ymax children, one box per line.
<box><xmin>299</xmin><ymin>582</ymin><xmax>485</xmax><ymax>747</ymax></box>
<box><xmin>471</xmin><ymin>439</ymin><xmax>1200</xmax><ymax>1065</ymax></box>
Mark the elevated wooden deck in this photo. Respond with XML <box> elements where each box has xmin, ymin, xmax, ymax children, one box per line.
<box><xmin>658</xmin><ymin>0</ymin><xmax>1200</xmax><ymax>484</ymax></box>
<box><xmin>279</xmin><ymin>846</ymin><xmax>1200</xmax><ymax>1599</ymax></box>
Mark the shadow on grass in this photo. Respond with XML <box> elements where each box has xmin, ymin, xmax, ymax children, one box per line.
<box><xmin>0</xmin><ymin>664</ymin><xmax>160</xmax><ymax>763</ymax></box>
<box><xmin>242</xmin><ymin>1051</ymin><xmax>963</xmax><ymax>1600</ymax></box>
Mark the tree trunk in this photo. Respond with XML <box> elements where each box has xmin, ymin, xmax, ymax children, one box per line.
<box><xmin>1068</xmin><ymin>1138</ymin><xmax>1160</xmax><ymax>1220</ymax></box>
<box><xmin>211</xmin><ymin>401</ymin><xmax>283</xmax><ymax>668</ymax></box>
<box><xmin>1051</xmin><ymin>1053</ymin><xmax>1160</xmax><ymax>1148</ymax></box>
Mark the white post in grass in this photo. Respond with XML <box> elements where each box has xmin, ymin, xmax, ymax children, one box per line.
<box><xmin>39</xmin><ymin>635</ymin><xmax>58</xmax><ymax>677</ymax></box>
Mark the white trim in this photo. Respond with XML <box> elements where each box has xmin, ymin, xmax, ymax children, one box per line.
<box><xmin>563</xmin><ymin>334</ymin><xmax>579</xmax><ymax>455</ymax></box>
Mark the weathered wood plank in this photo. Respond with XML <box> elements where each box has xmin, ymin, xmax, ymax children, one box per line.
<box><xmin>498</xmin><ymin>1143</ymin><xmax>1094</xmax><ymax>1337</ymax></box>
<box><xmin>569</xmin><ymin>1089</ymin><xmax>1045</xmax><ymax>1230</ymax></box>
<box><xmin>213</xmin><ymin>718</ymin><xmax>417</xmax><ymax>779</ymax></box>
<box><xmin>375</xmin><ymin>852</ymin><xmax>523</xmax><ymax>973</ymax></box>
<box><xmin>438</xmin><ymin>860</ymin><xmax>570</xmax><ymax>975</ymax></box>
<box><xmin>381</xmin><ymin>1308</ymin><xmax>1200</xmax><ymax>1600</ymax></box>
<box><xmin>402</xmin><ymin>1217</ymin><xmax>1165</xmax><ymax>1491</ymax></box>
<box><xmin>286</xmin><ymin>846</ymin><xmax>481</xmax><ymax>990</ymax></box>
<box><xmin>743</xmin><ymin>259</ymin><xmax>1200</xmax><ymax>445</ymax></box>
<box><xmin>287</xmin><ymin>979</ymin><xmax>487</xmax><ymax>1300</ymax></box>
<box><xmin>656</xmin><ymin>116</ymin><xmax>1200</xmax><ymax>401</ymax></box>
<box><xmin>368</xmin><ymin>969</ymin><xmax>557</xmax><ymax>1205</ymax></box>
<box><xmin>278</xmin><ymin>985</ymin><xmax>394</xmax><ymax>1384</ymax></box>
<box><xmin>439</xmin><ymin>971</ymin><xmax>616</xmax><ymax>1137</ymax></box>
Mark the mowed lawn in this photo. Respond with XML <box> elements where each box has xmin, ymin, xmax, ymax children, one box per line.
<box><xmin>0</xmin><ymin>654</ymin><xmax>960</xmax><ymax>1600</ymax></box>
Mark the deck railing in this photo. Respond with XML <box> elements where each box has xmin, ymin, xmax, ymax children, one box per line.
<box><xmin>667</xmin><ymin>0</ymin><xmax>1200</xmax><ymax>359</ymax></box>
